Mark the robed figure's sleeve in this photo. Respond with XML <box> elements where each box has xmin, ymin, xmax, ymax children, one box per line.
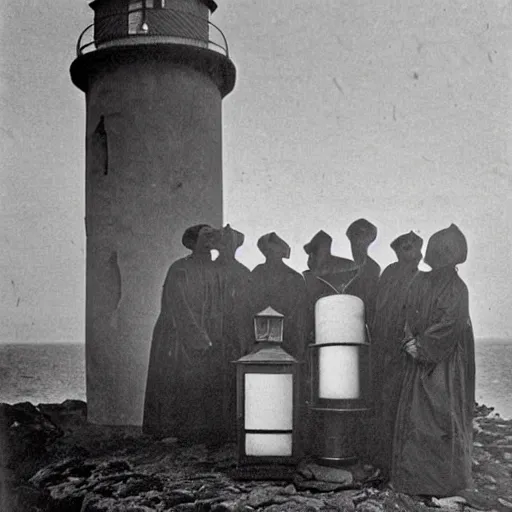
<box><xmin>408</xmin><ymin>278</ymin><xmax>468</xmax><ymax>365</ymax></box>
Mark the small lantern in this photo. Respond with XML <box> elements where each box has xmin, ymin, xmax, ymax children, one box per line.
<box><xmin>308</xmin><ymin>295</ymin><xmax>371</xmax><ymax>465</ymax></box>
<box><xmin>235</xmin><ymin>307</ymin><xmax>300</xmax><ymax>465</ymax></box>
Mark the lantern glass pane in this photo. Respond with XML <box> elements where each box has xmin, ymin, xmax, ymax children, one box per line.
<box><xmin>245</xmin><ymin>433</ymin><xmax>292</xmax><ymax>456</ymax></box>
<box><xmin>128</xmin><ymin>1</ymin><xmax>143</xmax><ymax>34</ymax></box>
<box><xmin>319</xmin><ymin>345</ymin><xmax>360</xmax><ymax>399</ymax></box>
<box><xmin>268</xmin><ymin>318</ymin><xmax>283</xmax><ymax>342</ymax></box>
<box><xmin>244</xmin><ymin>373</ymin><xmax>293</xmax><ymax>430</ymax></box>
<box><xmin>254</xmin><ymin>317</ymin><xmax>268</xmax><ymax>341</ymax></box>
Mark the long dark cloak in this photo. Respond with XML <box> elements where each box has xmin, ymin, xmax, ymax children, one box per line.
<box><xmin>214</xmin><ymin>257</ymin><xmax>254</xmax><ymax>441</ymax></box>
<box><xmin>370</xmin><ymin>261</ymin><xmax>419</xmax><ymax>472</ymax></box>
<box><xmin>142</xmin><ymin>254</ymin><xmax>222</xmax><ymax>441</ymax></box>
<box><xmin>391</xmin><ymin>268</ymin><xmax>475</xmax><ymax>496</ymax></box>
<box><xmin>252</xmin><ymin>261</ymin><xmax>309</xmax><ymax>451</ymax></box>
<box><xmin>252</xmin><ymin>262</ymin><xmax>308</xmax><ymax>360</ymax></box>
<box><xmin>348</xmin><ymin>257</ymin><xmax>381</xmax><ymax>327</ymax></box>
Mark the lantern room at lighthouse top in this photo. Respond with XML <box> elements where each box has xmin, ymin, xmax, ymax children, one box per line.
<box><xmin>79</xmin><ymin>0</ymin><xmax>228</xmax><ymax>56</ymax></box>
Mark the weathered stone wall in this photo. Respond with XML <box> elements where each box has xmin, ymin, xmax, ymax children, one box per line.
<box><xmin>84</xmin><ymin>59</ymin><xmax>223</xmax><ymax>426</ymax></box>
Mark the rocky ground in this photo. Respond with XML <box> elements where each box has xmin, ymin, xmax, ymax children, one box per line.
<box><xmin>0</xmin><ymin>401</ymin><xmax>511</xmax><ymax>512</ymax></box>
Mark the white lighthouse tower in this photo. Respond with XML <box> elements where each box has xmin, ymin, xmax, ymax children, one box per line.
<box><xmin>70</xmin><ymin>0</ymin><xmax>236</xmax><ymax>426</ymax></box>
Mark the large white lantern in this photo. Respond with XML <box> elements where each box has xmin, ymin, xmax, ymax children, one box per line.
<box><xmin>235</xmin><ymin>307</ymin><xmax>300</xmax><ymax>465</ymax></box>
<box><xmin>309</xmin><ymin>295</ymin><xmax>371</xmax><ymax>465</ymax></box>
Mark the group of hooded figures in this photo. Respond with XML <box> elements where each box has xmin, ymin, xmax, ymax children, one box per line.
<box><xmin>143</xmin><ymin>219</ymin><xmax>475</xmax><ymax>498</ymax></box>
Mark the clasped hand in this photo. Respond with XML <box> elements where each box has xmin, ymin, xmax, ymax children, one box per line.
<box><xmin>402</xmin><ymin>338</ymin><xmax>418</xmax><ymax>358</ymax></box>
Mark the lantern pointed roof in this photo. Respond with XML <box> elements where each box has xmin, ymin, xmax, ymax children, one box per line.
<box><xmin>256</xmin><ymin>306</ymin><xmax>284</xmax><ymax>318</ymax></box>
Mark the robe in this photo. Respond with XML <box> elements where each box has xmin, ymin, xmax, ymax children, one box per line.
<box><xmin>214</xmin><ymin>257</ymin><xmax>254</xmax><ymax>441</ymax></box>
<box><xmin>252</xmin><ymin>262</ymin><xmax>308</xmax><ymax>360</ymax></box>
<box><xmin>348</xmin><ymin>257</ymin><xmax>381</xmax><ymax>327</ymax></box>
<box><xmin>143</xmin><ymin>254</ymin><xmax>223</xmax><ymax>442</ymax></box>
<box><xmin>252</xmin><ymin>262</ymin><xmax>310</xmax><ymax>452</ymax></box>
<box><xmin>370</xmin><ymin>261</ymin><xmax>419</xmax><ymax>472</ymax></box>
<box><xmin>391</xmin><ymin>268</ymin><xmax>475</xmax><ymax>496</ymax></box>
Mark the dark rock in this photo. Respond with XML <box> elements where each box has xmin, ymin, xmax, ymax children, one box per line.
<box><xmin>296</xmin><ymin>461</ymin><xmax>314</xmax><ymax>480</ymax></box>
<box><xmin>30</xmin><ymin>457</ymin><xmax>88</xmax><ymax>487</ymax></box>
<box><xmin>173</xmin><ymin>504</ymin><xmax>196</xmax><ymax>512</ymax></box>
<box><xmin>262</xmin><ymin>495</ymin><xmax>326</xmax><ymax>511</ymax></box>
<box><xmin>293</xmin><ymin>474</ymin><xmax>353</xmax><ymax>492</ymax></box>
<box><xmin>115</xmin><ymin>475</ymin><xmax>163</xmax><ymax>497</ymax></box>
<box><xmin>195</xmin><ymin>497</ymin><xmax>228</xmax><ymax>511</ymax></box>
<box><xmin>498</xmin><ymin>497</ymin><xmax>512</xmax><ymax>509</ymax></box>
<box><xmin>0</xmin><ymin>402</ymin><xmax>63</xmax><ymax>479</ymax></box>
<box><xmin>38</xmin><ymin>401</ymin><xmax>87</xmax><ymax>433</ymax></box>
<box><xmin>247</xmin><ymin>486</ymin><xmax>282</xmax><ymax>507</ymax></box>
<box><xmin>48</xmin><ymin>481</ymin><xmax>88</xmax><ymax>512</ymax></box>
<box><xmin>3</xmin><ymin>483</ymin><xmax>51</xmax><ymax>512</ymax></box>
<box><xmin>325</xmin><ymin>491</ymin><xmax>357</xmax><ymax>512</ymax></box>
<box><xmin>355</xmin><ymin>498</ymin><xmax>384</xmax><ymax>512</ymax></box>
<box><xmin>262</xmin><ymin>505</ymin><xmax>306</xmax><ymax>512</ymax></box>
<box><xmin>288</xmin><ymin>496</ymin><xmax>325</xmax><ymax>509</ymax></box>
<box><xmin>161</xmin><ymin>489</ymin><xmax>196</xmax><ymax>507</ymax></box>
<box><xmin>306</xmin><ymin>463</ymin><xmax>354</xmax><ymax>485</ymax></box>
<box><xmin>210</xmin><ymin>499</ymin><xmax>249</xmax><ymax>512</ymax></box>
<box><xmin>123</xmin><ymin>507</ymin><xmax>156</xmax><ymax>512</ymax></box>
<box><xmin>81</xmin><ymin>494</ymin><xmax>117</xmax><ymax>512</ymax></box>
<box><xmin>96</xmin><ymin>460</ymin><xmax>131</xmax><ymax>475</ymax></box>
<box><xmin>282</xmin><ymin>484</ymin><xmax>296</xmax><ymax>495</ymax></box>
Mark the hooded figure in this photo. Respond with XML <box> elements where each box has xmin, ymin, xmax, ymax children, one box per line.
<box><xmin>251</xmin><ymin>232</ymin><xmax>307</xmax><ymax>359</ymax></box>
<box><xmin>213</xmin><ymin>224</ymin><xmax>253</xmax><ymax>441</ymax></box>
<box><xmin>143</xmin><ymin>224</ymin><xmax>223</xmax><ymax>442</ymax></box>
<box><xmin>391</xmin><ymin>224</ymin><xmax>475</xmax><ymax>496</ymax></box>
<box><xmin>252</xmin><ymin>232</ymin><xmax>310</xmax><ymax>451</ymax></box>
<box><xmin>303</xmin><ymin>230</ymin><xmax>360</xmax><ymax>300</ymax></box>
<box><xmin>370</xmin><ymin>230</ymin><xmax>423</xmax><ymax>474</ymax></box>
<box><xmin>346</xmin><ymin>218</ymin><xmax>381</xmax><ymax>326</ymax></box>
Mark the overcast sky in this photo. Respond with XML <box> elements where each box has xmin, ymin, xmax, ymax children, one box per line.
<box><xmin>1</xmin><ymin>0</ymin><xmax>511</xmax><ymax>342</ymax></box>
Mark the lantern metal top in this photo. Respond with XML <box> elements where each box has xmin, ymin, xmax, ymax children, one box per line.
<box><xmin>236</xmin><ymin>344</ymin><xmax>297</xmax><ymax>365</ymax></box>
<box><xmin>256</xmin><ymin>306</ymin><xmax>284</xmax><ymax>318</ymax></box>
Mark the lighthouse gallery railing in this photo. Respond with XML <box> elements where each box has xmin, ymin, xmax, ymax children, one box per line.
<box><xmin>76</xmin><ymin>7</ymin><xmax>230</xmax><ymax>58</ymax></box>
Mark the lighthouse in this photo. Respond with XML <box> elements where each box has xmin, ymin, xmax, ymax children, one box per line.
<box><xmin>70</xmin><ymin>0</ymin><xmax>236</xmax><ymax>426</ymax></box>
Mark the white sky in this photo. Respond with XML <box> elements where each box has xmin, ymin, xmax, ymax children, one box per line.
<box><xmin>1</xmin><ymin>0</ymin><xmax>511</xmax><ymax>342</ymax></box>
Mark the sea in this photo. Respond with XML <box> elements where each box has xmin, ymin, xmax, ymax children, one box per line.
<box><xmin>0</xmin><ymin>339</ymin><xmax>511</xmax><ymax>419</ymax></box>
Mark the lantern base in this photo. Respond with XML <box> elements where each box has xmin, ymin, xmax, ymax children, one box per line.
<box><xmin>231</xmin><ymin>464</ymin><xmax>297</xmax><ymax>481</ymax></box>
<box><xmin>310</xmin><ymin>407</ymin><xmax>370</xmax><ymax>467</ymax></box>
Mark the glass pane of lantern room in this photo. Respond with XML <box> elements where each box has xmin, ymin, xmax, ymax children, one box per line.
<box><xmin>128</xmin><ymin>0</ymin><xmax>143</xmax><ymax>34</ymax></box>
<box><xmin>245</xmin><ymin>373</ymin><xmax>293</xmax><ymax>430</ymax></box>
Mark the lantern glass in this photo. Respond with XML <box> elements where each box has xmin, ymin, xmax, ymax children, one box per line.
<box><xmin>243</xmin><ymin>372</ymin><xmax>294</xmax><ymax>457</ymax></box>
<box><xmin>246</xmin><ymin>434</ymin><xmax>292</xmax><ymax>456</ymax></box>
<box><xmin>254</xmin><ymin>317</ymin><xmax>283</xmax><ymax>342</ymax></box>
<box><xmin>245</xmin><ymin>373</ymin><xmax>293</xmax><ymax>429</ymax></box>
<box><xmin>319</xmin><ymin>345</ymin><xmax>360</xmax><ymax>399</ymax></box>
